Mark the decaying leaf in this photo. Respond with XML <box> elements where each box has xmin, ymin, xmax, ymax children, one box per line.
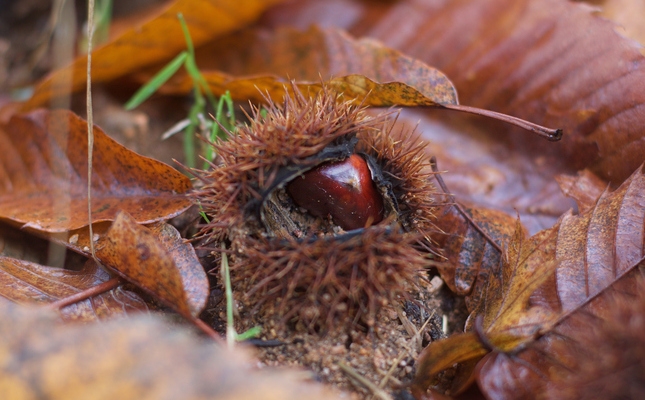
<box><xmin>157</xmin><ymin>25</ymin><xmax>458</xmax><ymax>106</ymax></box>
<box><xmin>0</xmin><ymin>300</ymin><xmax>335</xmax><ymax>400</ymax></box>
<box><xmin>0</xmin><ymin>257</ymin><xmax>149</xmax><ymax>322</ymax></box>
<box><xmin>414</xmin><ymin>164</ymin><xmax>645</xmax><ymax>396</ymax></box>
<box><xmin>95</xmin><ymin>212</ymin><xmax>208</xmax><ymax>318</ymax></box>
<box><xmin>0</xmin><ymin>109</ymin><xmax>191</xmax><ymax>232</ymax></box>
<box><xmin>20</xmin><ymin>0</ymin><xmax>286</xmax><ymax>111</ymax></box>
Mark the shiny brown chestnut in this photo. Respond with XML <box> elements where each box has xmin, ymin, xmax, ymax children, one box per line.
<box><xmin>287</xmin><ymin>154</ymin><xmax>385</xmax><ymax>231</ymax></box>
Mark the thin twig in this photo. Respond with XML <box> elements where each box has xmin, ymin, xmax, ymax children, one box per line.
<box><xmin>46</xmin><ymin>277</ymin><xmax>121</xmax><ymax>310</ymax></box>
<box><xmin>86</xmin><ymin>0</ymin><xmax>98</xmax><ymax>262</ymax></box>
<box><xmin>430</xmin><ymin>157</ymin><xmax>503</xmax><ymax>254</ymax></box>
<box><xmin>338</xmin><ymin>362</ymin><xmax>393</xmax><ymax>400</ymax></box>
<box><xmin>378</xmin><ymin>350</ymin><xmax>408</xmax><ymax>389</ymax></box>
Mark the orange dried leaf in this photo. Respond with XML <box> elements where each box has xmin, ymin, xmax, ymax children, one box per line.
<box><xmin>95</xmin><ymin>212</ymin><xmax>208</xmax><ymax>317</ymax></box>
<box><xmin>158</xmin><ymin>26</ymin><xmax>458</xmax><ymax>106</ymax></box>
<box><xmin>21</xmin><ymin>0</ymin><xmax>285</xmax><ymax>111</ymax></box>
<box><xmin>0</xmin><ymin>109</ymin><xmax>191</xmax><ymax>232</ymax></box>
<box><xmin>412</xmin><ymin>332</ymin><xmax>487</xmax><ymax>398</ymax></box>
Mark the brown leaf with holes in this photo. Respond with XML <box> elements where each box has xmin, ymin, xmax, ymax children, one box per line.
<box><xmin>19</xmin><ymin>0</ymin><xmax>285</xmax><ymax>111</ymax></box>
<box><xmin>0</xmin><ymin>300</ymin><xmax>334</xmax><ymax>400</ymax></box>
<box><xmin>0</xmin><ymin>257</ymin><xmax>149</xmax><ymax>322</ymax></box>
<box><xmin>415</xmin><ymin>165</ymin><xmax>645</xmax><ymax>396</ymax></box>
<box><xmin>0</xmin><ymin>109</ymin><xmax>191</xmax><ymax>232</ymax></box>
<box><xmin>95</xmin><ymin>211</ymin><xmax>208</xmax><ymax>317</ymax></box>
<box><xmin>152</xmin><ymin>25</ymin><xmax>458</xmax><ymax>106</ymax></box>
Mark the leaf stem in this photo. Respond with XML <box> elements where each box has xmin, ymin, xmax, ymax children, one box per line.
<box><xmin>46</xmin><ymin>276</ymin><xmax>121</xmax><ymax>310</ymax></box>
<box><xmin>442</xmin><ymin>104</ymin><xmax>563</xmax><ymax>141</ymax></box>
<box><xmin>431</xmin><ymin>157</ymin><xmax>503</xmax><ymax>254</ymax></box>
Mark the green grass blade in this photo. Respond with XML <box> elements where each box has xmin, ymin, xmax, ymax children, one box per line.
<box><xmin>236</xmin><ymin>326</ymin><xmax>262</xmax><ymax>341</ymax></box>
<box><xmin>124</xmin><ymin>51</ymin><xmax>188</xmax><ymax>110</ymax></box>
<box><xmin>177</xmin><ymin>14</ymin><xmax>195</xmax><ymax>56</ymax></box>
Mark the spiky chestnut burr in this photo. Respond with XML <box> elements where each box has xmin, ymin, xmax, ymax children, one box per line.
<box><xmin>193</xmin><ymin>85</ymin><xmax>438</xmax><ymax>330</ymax></box>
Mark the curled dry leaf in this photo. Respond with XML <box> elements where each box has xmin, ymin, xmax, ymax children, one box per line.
<box><xmin>155</xmin><ymin>25</ymin><xmax>458</xmax><ymax>106</ymax></box>
<box><xmin>414</xmin><ymin>164</ymin><xmax>645</xmax><ymax>396</ymax></box>
<box><xmin>95</xmin><ymin>211</ymin><xmax>208</xmax><ymax>318</ymax></box>
<box><xmin>0</xmin><ymin>257</ymin><xmax>149</xmax><ymax>322</ymax></box>
<box><xmin>19</xmin><ymin>0</ymin><xmax>285</xmax><ymax>111</ymax></box>
<box><xmin>0</xmin><ymin>300</ymin><xmax>335</xmax><ymax>400</ymax></box>
<box><xmin>0</xmin><ymin>109</ymin><xmax>191</xmax><ymax>232</ymax></box>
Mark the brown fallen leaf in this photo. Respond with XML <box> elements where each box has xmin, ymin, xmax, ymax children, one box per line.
<box><xmin>156</xmin><ymin>25</ymin><xmax>458</xmax><ymax>107</ymax></box>
<box><xmin>349</xmin><ymin>0</ymin><xmax>645</xmax><ymax>185</ymax></box>
<box><xmin>430</xmin><ymin>202</ymin><xmax>521</xmax><ymax>300</ymax></box>
<box><xmin>95</xmin><ymin>211</ymin><xmax>208</xmax><ymax>318</ymax></box>
<box><xmin>0</xmin><ymin>109</ymin><xmax>191</xmax><ymax>232</ymax></box>
<box><xmin>594</xmin><ymin>0</ymin><xmax>645</xmax><ymax>45</ymax></box>
<box><xmin>477</xmin><ymin>268</ymin><xmax>645</xmax><ymax>400</ymax></box>
<box><xmin>20</xmin><ymin>0</ymin><xmax>285</xmax><ymax>111</ymax></box>
<box><xmin>414</xmin><ymin>164</ymin><xmax>645</xmax><ymax>396</ymax></box>
<box><xmin>0</xmin><ymin>257</ymin><xmax>149</xmax><ymax>322</ymax></box>
<box><xmin>0</xmin><ymin>300</ymin><xmax>335</xmax><ymax>400</ymax></box>
<box><xmin>555</xmin><ymin>169</ymin><xmax>607</xmax><ymax>214</ymax></box>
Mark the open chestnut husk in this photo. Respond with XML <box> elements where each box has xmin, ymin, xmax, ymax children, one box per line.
<box><xmin>194</xmin><ymin>85</ymin><xmax>438</xmax><ymax>330</ymax></box>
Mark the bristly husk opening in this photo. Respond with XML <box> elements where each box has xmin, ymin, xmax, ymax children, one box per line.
<box><xmin>193</xmin><ymin>84</ymin><xmax>440</xmax><ymax>330</ymax></box>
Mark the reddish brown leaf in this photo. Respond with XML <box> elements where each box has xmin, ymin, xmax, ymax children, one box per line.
<box><xmin>95</xmin><ymin>212</ymin><xmax>208</xmax><ymax>317</ymax></box>
<box><xmin>0</xmin><ymin>257</ymin><xmax>149</xmax><ymax>321</ymax></box>
<box><xmin>550</xmin><ymin>165</ymin><xmax>645</xmax><ymax>314</ymax></box>
<box><xmin>0</xmin><ymin>109</ymin><xmax>191</xmax><ymax>232</ymax></box>
<box><xmin>351</xmin><ymin>0</ymin><xmax>645</xmax><ymax>184</ymax></box>
<box><xmin>20</xmin><ymin>0</ymin><xmax>285</xmax><ymax>111</ymax></box>
<box><xmin>430</xmin><ymin>202</ymin><xmax>520</xmax><ymax>300</ymax></box>
<box><xmin>477</xmin><ymin>269</ymin><xmax>645</xmax><ymax>400</ymax></box>
<box><xmin>0</xmin><ymin>300</ymin><xmax>334</xmax><ymax>399</ymax></box>
<box><xmin>156</xmin><ymin>25</ymin><xmax>458</xmax><ymax>106</ymax></box>
<box><xmin>415</xmin><ymin>165</ymin><xmax>645</xmax><ymax>396</ymax></box>
<box><xmin>596</xmin><ymin>0</ymin><xmax>645</xmax><ymax>46</ymax></box>
<box><xmin>555</xmin><ymin>169</ymin><xmax>606</xmax><ymax>214</ymax></box>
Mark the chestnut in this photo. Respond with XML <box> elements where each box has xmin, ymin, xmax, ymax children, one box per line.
<box><xmin>194</xmin><ymin>85</ymin><xmax>438</xmax><ymax>330</ymax></box>
<box><xmin>287</xmin><ymin>154</ymin><xmax>385</xmax><ymax>231</ymax></box>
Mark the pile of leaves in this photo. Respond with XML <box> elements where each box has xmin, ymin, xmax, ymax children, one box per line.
<box><xmin>1</xmin><ymin>0</ymin><xmax>644</xmax><ymax>398</ymax></box>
